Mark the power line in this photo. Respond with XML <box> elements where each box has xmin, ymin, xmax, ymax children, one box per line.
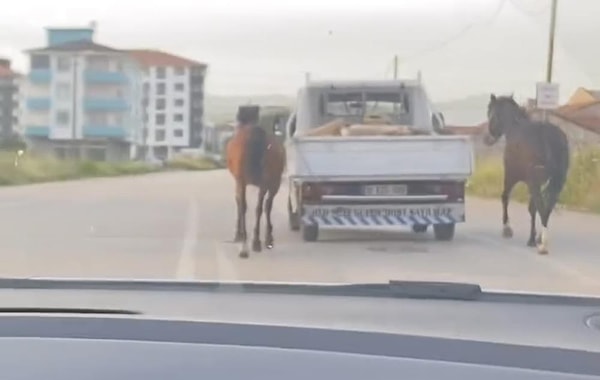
<box><xmin>400</xmin><ymin>0</ymin><xmax>508</xmax><ymax>63</ymax></box>
<box><xmin>509</xmin><ymin>0</ymin><xmax>550</xmax><ymax>17</ymax></box>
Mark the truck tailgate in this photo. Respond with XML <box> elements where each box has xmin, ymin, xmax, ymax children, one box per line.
<box><xmin>288</xmin><ymin>135</ymin><xmax>474</xmax><ymax>180</ymax></box>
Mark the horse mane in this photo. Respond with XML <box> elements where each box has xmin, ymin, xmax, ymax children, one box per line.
<box><xmin>493</xmin><ymin>95</ymin><xmax>530</xmax><ymax>125</ymax></box>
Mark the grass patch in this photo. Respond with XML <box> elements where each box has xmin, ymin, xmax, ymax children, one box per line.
<box><xmin>0</xmin><ymin>151</ymin><xmax>219</xmax><ymax>187</ymax></box>
<box><xmin>467</xmin><ymin>148</ymin><xmax>600</xmax><ymax>213</ymax></box>
<box><xmin>164</xmin><ymin>156</ymin><xmax>220</xmax><ymax>171</ymax></box>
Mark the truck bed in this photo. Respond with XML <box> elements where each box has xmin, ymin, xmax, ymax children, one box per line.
<box><xmin>287</xmin><ymin>135</ymin><xmax>475</xmax><ymax>180</ymax></box>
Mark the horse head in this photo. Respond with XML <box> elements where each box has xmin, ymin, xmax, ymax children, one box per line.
<box><xmin>484</xmin><ymin>93</ymin><xmax>523</xmax><ymax>146</ymax></box>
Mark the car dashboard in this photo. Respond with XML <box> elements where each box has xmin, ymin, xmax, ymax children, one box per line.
<box><xmin>0</xmin><ymin>279</ymin><xmax>598</xmax><ymax>379</ymax></box>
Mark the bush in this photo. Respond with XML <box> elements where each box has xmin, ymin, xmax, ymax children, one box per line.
<box><xmin>467</xmin><ymin>148</ymin><xmax>600</xmax><ymax>213</ymax></box>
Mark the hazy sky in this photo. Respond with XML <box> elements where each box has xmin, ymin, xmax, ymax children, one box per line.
<box><xmin>0</xmin><ymin>0</ymin><xmax>598</xmax><ymax>102</ymax></box>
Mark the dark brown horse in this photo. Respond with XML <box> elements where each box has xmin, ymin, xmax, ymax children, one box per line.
<box><xmin>226</xmin><ymin>106</ymin><xmax>286</xmax><ymax>258</ymax></box>
<box><xmin>484</xmin><ymin>94</ymin><xmax>569</xmax><ymax>255</ymax></box>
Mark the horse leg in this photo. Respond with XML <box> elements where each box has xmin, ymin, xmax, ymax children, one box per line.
<box><xmin>501</xmin><ymin>174</ymin><xmax>518</xmax><ymax>238</ymax></box>
<box><xmin>527</xmin><ymin>182</ymin><xmax>548</xmax><ymax>255</ymax></box>
<box><xmin>264</xmin><ymin>189</ymin><xmax>276</xmax><ymax>249</ymax></box>
<box><xmin>526</xmin><ymin>198</ymin><xmax>537</xmax><ymax>247</ymax></box>
<box><xmin>252</xmin><ymin>187</ymin><xmax>267</xmax><ymax>252</ymax></box>
<box><xmin>237</xmin><ymin>182</ymin><xmax>249</xmax><ymax>258</ymax></box>
<box><xmin>233</xmin><ymin>181</ymin><xmax>244</xmax><ymax>243</ymax></box>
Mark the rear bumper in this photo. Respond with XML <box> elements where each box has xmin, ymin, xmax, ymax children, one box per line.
<box><xmin>301</xmin><ymin>202</ymin><xmax>465</xmax><ymax>229</ymax></box>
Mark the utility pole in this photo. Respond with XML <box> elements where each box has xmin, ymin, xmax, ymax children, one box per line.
<box><xmin>305</xmin><ymin>72</ymin><xmax>311</xmax><ymax>84</ymax></box>
<box><xmin>545</xmin><ymin>0</ymin><xmax>558</xmax><ymax>83</ymax></box>
<box><xmin>393</xmin><ymin>55</ymin><xmax>398</xmax><ymax>80</ymax></box>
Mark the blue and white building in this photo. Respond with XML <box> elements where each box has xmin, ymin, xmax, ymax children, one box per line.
<box><xmin>22</xmin><ymin>25</ymin><xmax>144</xmax><ymax>160</ymax></box>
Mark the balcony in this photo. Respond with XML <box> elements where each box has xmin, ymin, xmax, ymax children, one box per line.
<box><xmin>24</xmin><ymin>126</ymin><xmax>50</xmax><ymax>137</ymax></box>
<box><xmin>83</xmin><ymin>125</ymin><xmax>127</xmax><ymax>139</ymax></box>
<box><xmin>28</xmin><ymin>69</ymin><xmax>52</xmax><ymax>84</ymax></box>
<box><xmin>84</xmin><ymin>70</ymin><xmax>128</xmax><ymax>84</ymax></box>
<box><xmin>26</xmin><ymin>97</ymin><xmax>51</xmax><ymax>111</ymax></box>
<box><xmin>84</xmin><ymin>98</ymin><xmax>129</xmax><ymax>112</ymax></box>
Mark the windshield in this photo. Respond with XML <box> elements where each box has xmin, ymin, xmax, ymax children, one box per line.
<box><xmin>0</xmin><ymin>0</ymin><xmax>599</xmax><ymax>299</ymax></box>
<box><xmin>323</xmin><ymin>91</ymin><xmax>411</xmax><ymax>124</ymax></box>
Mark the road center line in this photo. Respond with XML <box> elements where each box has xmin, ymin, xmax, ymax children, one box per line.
<box><xmin>175</xmin><ymin>197</ymin><xmax>198</xmax><ymax>280</ymax></box>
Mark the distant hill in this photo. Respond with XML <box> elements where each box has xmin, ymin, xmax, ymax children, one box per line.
<box><xmin>435</xmin><ymin>94</ymin><xmax>489</xmax><ymax>127</ymax></box>
<box><xmin>205</xmin><ymin>94</ymin><xmax>296</xmax><ymax>124</ymax></box>
<box><xmin>204</xmin><ymin>93</ymin><xmax>488</xmax><ymax>127</ymax></box>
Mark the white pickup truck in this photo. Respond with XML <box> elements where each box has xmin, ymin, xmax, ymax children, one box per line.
<box><xmin>285</xmin><ymin>80</ymin><xmax>474</xmax><ymax>242</ymax></box>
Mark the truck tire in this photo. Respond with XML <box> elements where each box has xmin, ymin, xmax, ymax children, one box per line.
<box><xmin>288</xmin><ymin>196</ymin><xmax>300</xmax><ymax>231</ymax></box>
<box><xmin>434</xmin><ymin>224</ymin><xmax>455</xmax><ymax>241</ymax></box>
<box><xmin>412</xmin><ymin>224</ymin><xmax>428</xmax><ymax>233</ymax></box>
<box><xmin>302</xmin><ymin>224</ymin><xmax>319</xmax><ymax>242</ymax></box>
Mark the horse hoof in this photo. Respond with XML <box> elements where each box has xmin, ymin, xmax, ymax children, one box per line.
<box><xmin>537</xmin><ymin>246</ymin><xmax>549</xmax><ymax>255</ymax></box>
<box><xmin>239</xmin><ymin>251</ymin><xmax>249</xmax><ymax>259</ymax></box>
<box><xmin>502</xmin><ymin>226</ymin><xmax>513</xmax><ymax>238</ymax></box>
<box><xmin>266</xmin><ymin>243</ymin><xmax>274</xmax><ymax>249</ymax></box>
<box><xmin>252</xmin><ymin>240</ymin><xmax>262</xmax><ymax>252</ymax></box>
<box><xmin>527</xmin><ymin>240</ymin><xmax>536</xmax><ymax>247</ymax></box>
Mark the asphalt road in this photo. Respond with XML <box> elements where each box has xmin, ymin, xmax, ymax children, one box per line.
<box><xmin>0</xmin><ymin>170</ymin><xmax>598</xmax><ymax>295</ymax></box>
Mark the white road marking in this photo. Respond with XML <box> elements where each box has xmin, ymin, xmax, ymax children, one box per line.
<box><xmin>175</xmin><ymin>197</ymin><xmax>198</xmax><ymax>279</ymax></box>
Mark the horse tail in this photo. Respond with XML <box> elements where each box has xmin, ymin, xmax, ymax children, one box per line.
<box><xmin>544</xmin><ymin>131</ymin><xmax>570</xmax><ymax>208</ymax></box>
<box><xmin>244</xmin><ymin>126</ymin><xmax>268</xmax><ymax>185</ymax></box>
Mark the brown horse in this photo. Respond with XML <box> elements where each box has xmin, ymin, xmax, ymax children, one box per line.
<box><xmin>226</xmin><ymin>107</ymin><xmax>286</xmax><ymax>258</ymax></box>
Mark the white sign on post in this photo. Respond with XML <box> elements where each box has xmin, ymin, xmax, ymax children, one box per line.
<box><xmin>536</xmin><ymin>82</ymin><xmax>560</xmax><ymax>109</ymax></box>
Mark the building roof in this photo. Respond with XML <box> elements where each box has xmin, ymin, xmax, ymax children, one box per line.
<box><xmin>26</xmin><ymin>40</ymin><xmax>121</xmax><ymax>53</ymax></box>
<box><xmin>126</xmin><ymin>49</ymin><xmax>205</xmax><ymax>68</ymax></box>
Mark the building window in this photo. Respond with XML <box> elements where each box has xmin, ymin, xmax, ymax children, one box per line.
<box><xmin>174</xmin><ymin>113</ymin><xmax>184</xmax><ymax>122</ymax></box>
<box><xmin>174</xmin><ymin>83</ymin><xmax>185</xmax><ymax>92</ymax></box>
<box><xmin>57</xmin><ymin>57</ymin><xmax>71</xmax><ymax>72</ymax></box>
<box><xmin>174</xmin><ymin>129</ymin><xmax>184</xmax><ymax>137</ymax></box>
<box><xmin>30</xmin><ymin>54</ymin><xmax>50</xmax><ymax>69</ymax></box>
<box><xmin>87</xmin><ymin>147</ymin><xmax>106</xmax><ymax>161</ymax></box>
<box><xmin>88</xmin><ymin>113</ymin><xmax>108</xmax><ymax>125</ymax></box>
<box><xmin>56</xmin><ymin>110</ymin><xmax>70</xmax><ymax>126</ymax></box>
<box><xmin>87</xmin><ymin>56</ymin><xmax>110</xmax><ymax>70</ymax></box>
<box><xmin>156</xmin><ymin>98</ymin><xmax>166</xmax><ymax>110</ymax></box>
<box><xmin>156</xmin><ymin>83</ymin><xmax>166</xmax><ymax>95</ymax></box>
<box><xmin>155</xmin><ymin>114</ymin><xmax>165</xmax><ymax>125</ymax></box>
<box><xmin>191</xmin><ymin>66</ymin><xmax>204</xmax><ymax>75</ymax></box>
<box><xmin>56</xmin><ymin>83</ymin><xmax>71</xmax><ymax>100</ymax></box>
<box><xmin>174</xmin><ymin>67</ymin><xmax>185</xmax><ymax>76</ymax></box>
<box><xmin>174</xmin><ymin>98</ymin><xmax>184</xmax><ymax>107</ymax></box>
<box><xmin>156</xmin><ymin>67</ymin><xmax>166</xmax><ymax>79</ymax></box>
<box><xmin>155</xmin><ymin>129</ymin><xmax>166</xmax><ymax>141</ymax></box>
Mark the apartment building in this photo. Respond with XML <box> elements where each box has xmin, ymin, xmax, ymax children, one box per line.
<box><xmin>127</xmin><ymin>50</ymin><xmax>207</xmax><ymax>160</ymax></box>
<box><xmin>22</xmin><ymin>26</ymin><xmax>144</xmax><ymax>161</ymax></box>
<box><xmin>0</xmin><ymin>58</ymin><xmax>20</xmax><ymax>139</ymax></box>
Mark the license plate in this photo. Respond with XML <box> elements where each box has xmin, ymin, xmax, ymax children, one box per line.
<box><xmin>308</xmin><ymin>205</ymin><xmax>454</xmax><ymax>219</ymax></box>
<box><xmin>364</xmin><ymin>184</ymin><xmax>407</xmax><ymax>196</ymax></box>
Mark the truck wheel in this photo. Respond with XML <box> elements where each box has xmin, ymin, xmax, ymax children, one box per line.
<box><xmin>302</xmin><ymin>224</ymin><xmax>319</xmax><ymax>242</ymax></box>
<box><xmin>288</xmin><ymin>197</ymin><xmax>300</xmax><ymax>231</ymax></box>
<box><xmin>412</xmin><ymin>224</ymin><xmax>428</xmax><ymax>233</ymax></box>
<box><xmin>434</xmin><ymin>224</ymin><xmax>455</xmax><ymax>241</ymax></box>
